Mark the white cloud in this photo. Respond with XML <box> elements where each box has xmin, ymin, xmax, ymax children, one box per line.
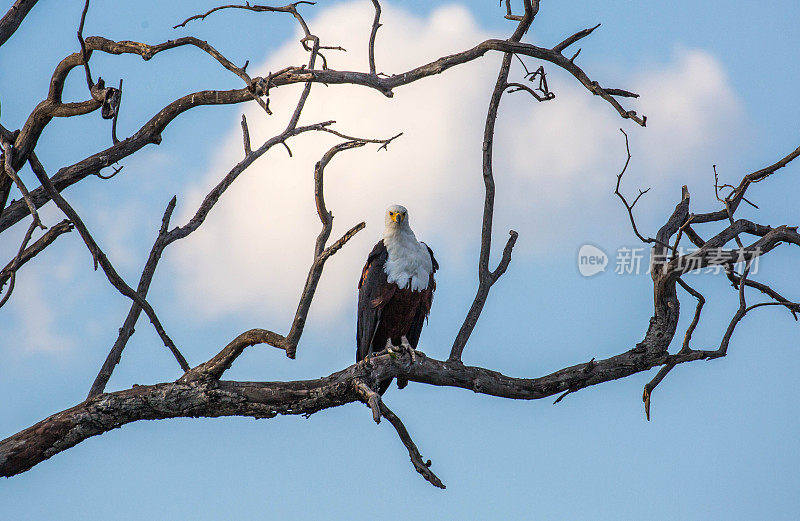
<box><xmin>630</xmin><ymin>48</ymin><xmax>743</xmax><ymax>171</ymax></box>
<box><xmin>170</xmin><ymin>1</ymin><xmax>743</xmax><ymax>323</ymax></box>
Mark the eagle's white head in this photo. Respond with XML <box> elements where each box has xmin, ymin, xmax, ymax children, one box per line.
<box><xmin>384</xmin><ymin>204</ymin><xmax>409</xmax><ymax>230</ymax></box>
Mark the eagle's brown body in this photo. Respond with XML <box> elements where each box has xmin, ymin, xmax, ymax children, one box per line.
<box><xmin>357</xmin><ymin>238</ymin><xmax>437</xmax><ymax>394</ymax></box>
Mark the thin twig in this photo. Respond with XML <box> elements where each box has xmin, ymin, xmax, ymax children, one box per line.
<box><xmin>726</xmin><ymin>269</ymin><xmax>799</xmax><ymax>320</ymax></box>
<box><xmin>676</xmin><ymin>278</ymin><xmax>705</xmax><ymax>353</ymax></box>
<box><xmin>0</xmin><ymin>219</ymin><xmax>72</xmax><ymax>294</ymax></box>
<box><xmin>0</xmin><ymin>219</ymin><xmax>36</xmax><ymax>309</ymax></box>
<box><xmin>173</xmin><ymin>2</ymin><xmax>316</xmax><ymax>29</ymax></box>
<box><xmin>2</xmin><ymin>140</ymin><xmax>44</xmax><ymax>229</ymax></box>
<box><xmin>76</xmin><ymin>0</ymin><xmax>93</xmax><ymax>89</ymax></box>
<box><xmin>378</xmin><ymin>401</ymin><xmax>445</xmax><ymax>489</ymax></box>
<box><xmin>241</xmin><ymin>114</ymin><xmax>251</xmax><ymax>156</ymax></box>
<box><xmin>614</xmin><ymin>129</ymin><xmax>672</xmax><ymax>249</ymax></box>
<box><xmin>111</xmin><ymin>78</ymin><xmax>122</xmax><ymax>144</ymax></box>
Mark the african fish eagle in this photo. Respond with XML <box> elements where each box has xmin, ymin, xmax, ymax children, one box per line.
<box><xmin>357</xmin><ymin>204</ymin><xmax>438</xmax><ymax>394</ymax></box>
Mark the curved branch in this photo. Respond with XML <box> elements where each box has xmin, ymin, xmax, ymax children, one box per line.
<box><xmin>448</xmin><ymin>2</ymin><xmax>537</xmax><ymax>361</ymax></box>
<box><xmin>284</xmin><ymin>140</ymin><xmax>370</xmax><ymax>357</ymax></box>
<box><xmin>173</xmin><ymin>1</ymin><xmax>316</xmax><ymax>31</ymax></box>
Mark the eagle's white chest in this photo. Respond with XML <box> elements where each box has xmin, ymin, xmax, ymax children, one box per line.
<box><xmin>382</xmin><ymin>231</ymin><xmax>432</xmax><ymax>291</ymax></box>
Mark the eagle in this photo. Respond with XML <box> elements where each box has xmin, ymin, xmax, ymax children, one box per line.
<box><xmin>357</xmin><ymin>204</ymin><xmax>438</xmax><ymax>394</ymax></box>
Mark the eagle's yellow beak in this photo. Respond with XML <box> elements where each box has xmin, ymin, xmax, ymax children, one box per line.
<box><xmin>392</xmin><ymin>212</ymin><xmax>405</xmax><ymax>223</ymax></box>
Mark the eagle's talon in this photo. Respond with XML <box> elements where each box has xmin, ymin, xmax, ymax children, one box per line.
<box><xmin>399</xmin><ymin>335</ymin><xmax>416</xmax><ymax>363</ymax></box>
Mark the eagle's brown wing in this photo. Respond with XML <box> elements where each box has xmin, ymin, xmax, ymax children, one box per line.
<box><xmin>356</xmin><ymin>240</ymin><xmax>389</xmax><ymax>362</ymax></box>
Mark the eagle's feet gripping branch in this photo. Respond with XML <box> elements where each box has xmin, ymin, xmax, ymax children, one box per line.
<box><xmin>372</xmin><ymin>336</ymin><xmax>418</xmax><ymax>389</ymax></box>
<box><xmin>386</xmin><ymin>336</ymin><xmax>416</xmax><ymax>363</ymax></box>
<box><xmin>385</xmin><ymin>336</ymin><xmax>417</xmax><ymax>389</ymax></box>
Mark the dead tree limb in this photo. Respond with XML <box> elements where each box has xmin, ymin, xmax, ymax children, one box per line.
<box><xmin>448</xmin><ymin>0</ymin><xmax>537</xmax><ymax>361</ymax></box>
<box><xmin>2</xmin><ymin>0</ymin><xmax>798</xmax><ymax>491</ymax></box>
<box><xmin>0</xmin><ymin>0</ymin><xmax>39</xmax><ymax>47</ymax></box>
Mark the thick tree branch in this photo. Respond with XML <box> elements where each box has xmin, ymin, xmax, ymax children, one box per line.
<box><xmin>0</xmin><ymin>337</ymin><xmax>727</xmax><ymax>480</ymax></box>
<box><xmin>354</xmin><ymin>379</ymin><xmax>382</xmax><ymax>424</ymax></box>
<box><xmin>0</xmin><ymin>0</ymin><xmax>39</xmax><ymax>47</ymax></box>
<box><xmin>187</xmin><ymin>329</ymin><xmax>289</xmax><ymax>381</ymax></box>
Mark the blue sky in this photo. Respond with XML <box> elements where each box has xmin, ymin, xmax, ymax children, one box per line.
<box><xmin>1</xmin><ymin>1</ymin><xmax>799</xmax><ymax>519</ymax></box>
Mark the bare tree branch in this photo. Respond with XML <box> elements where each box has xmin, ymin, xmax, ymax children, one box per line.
<box><xmin>642</xmin><ymin>277</ymin><xmax>705</xmax><ymax>421</ymax></box>
<box><xmin>28</xmin><ymin>154</ymin><xmax>190</xmax><ymax>372</ymax></box>
<box><xmin>614</xmin><ymin>129</ymin><xmax>660</xmax><ymax>246</ymax></box>
<box><xmin>449</xmin><ymin>1</ymin><xmax>538</xmax><ymax>361</ymax></box>
<box><xmin>173</xmin><ymin>2</ymin><xmax>316</xmax><ymax>30</ymax></box>
<box><xmin>284</xmin><ymin>140</ymin><xmax>370</xmax><ymax>358</ymax></box>
<box><xmin>354</xmin><ymin>379</ymin><xmax>382</xmax><ymax>424</ymax></box>
<box><xmin>2</xmin><ymin>139</ymin><xmax>44</xmax><ymax>229</ymax></box>
<box><xmin>368</xmin><ymin>0</ymin><xmax>382</xmax><ymax>75</ymax></box>
<box><xmin>0</xmin><ymin>219</ymin><xmax>72</xmax><ymax>294</ymax></box>
<box><xmin>552</xmin><ymin>23</ymin><xmax>600</xmax><ymax>53</ymax></box>
<box><xmin>0</xmin><ymin>0</ymin><xmax>39</xmax><ymax>47</ymax></box>
<box><xmin>76</xmin><ymin>0</ymin><xmax>94</xmax><ymax>90</ymax></box>
<box><xmin>86</xmin><ymin>198</ymin><xmax>178</xmax><ymax>399</ymax></box>
<box><xmin>0</xmin><ymin>219</ymin><xmax>36</xmax><ymax>309</ymax></box>
<box><xmin>726</xmin><ymin>269</ymin><xmax>799</xmax><ymax>320</ymax></box>
<box><xmin>378</xmin><ymin>401</ymin><xmax>446</xmax><ymax>489</ymax></box>
<box><xmin>0</xmin><ymin>27</ymin><xmax>648</xmax><ymax>231</ymax></box>
<box><xmin>0</xmin><ymin>337</ymin><xmax>729</xmax><ymax>480</ymax></box>
<box><xmin>240</xmin><ymin>114</ymin><xmax>252</xmax><ymax>156</ymax></box>
<box><xmin>691</xmin><ymin>143</ymin><xmax>800</xmax><ymax>224</ymax></box>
